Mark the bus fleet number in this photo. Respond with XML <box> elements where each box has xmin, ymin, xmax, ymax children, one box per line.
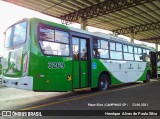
<box><xmin>48</xmin><ymin>62</ymin><xmax>65</xmax><ymax>69</ymax></box>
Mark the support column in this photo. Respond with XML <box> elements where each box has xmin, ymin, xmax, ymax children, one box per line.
<box><xmin>156</xmin><ymin>40</ymin><xmax>158</xmax><ymax>51</ymax></box>
<box><xmin>79</xmin><ymin>17</ymin><xmax>88</xmax><ymax>30</ymax></box>
<box><xmin>130</xmin><ymin>33</ymin><xmax>134</xmax><ymax>43</ymax></box>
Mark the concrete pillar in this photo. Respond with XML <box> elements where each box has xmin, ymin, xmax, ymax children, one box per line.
<box><xmin>80</xmin><ymin>17</ymin><xmax>87</xmax><ymax>30</ymax></box>
<box><xmin>156</xmin><ymin>40</ymin><xmax>158</xmax><ymax>51</ymax></box>
<box><xmin>130</xmin><ymin>33</ymin><xmax>134</xmax><ymax>43</ymax></box>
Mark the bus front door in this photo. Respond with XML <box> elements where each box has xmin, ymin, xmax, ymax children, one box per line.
<box><xmin>72</xmin><ymin>37</ymin><xmax>89</xmax><ymax>89</ymax></box>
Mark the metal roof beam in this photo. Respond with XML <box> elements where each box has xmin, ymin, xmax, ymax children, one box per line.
<box><xmin>139</xmin><ymin>36</ymin><xmax>160</xmax><ymax>44</ymax></box>
<box><xmin>112</xmin><ymin>21</ymin><xmax>160</xmax><ymax>34</ymax></box>
<box><xmin>60</xmin><ymin>0</ymin><xmax>156</xmax><ymax>24</ymax></box>
<box><xmin>140</xmin><ymin>36</ymin><xmax>160</xmax><ymax>41</ymax></box>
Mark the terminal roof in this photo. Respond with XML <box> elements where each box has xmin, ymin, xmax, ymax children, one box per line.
<box><xmin>3</xmin><ymin>0</ymin><xmax>160</xmax><ymax>44</ymax></box>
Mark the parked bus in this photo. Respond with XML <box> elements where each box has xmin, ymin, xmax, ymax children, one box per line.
<box><xmin>2</xmin><ymin>18</ymin><xmax>152</xmax><ymax>91</ymax></box>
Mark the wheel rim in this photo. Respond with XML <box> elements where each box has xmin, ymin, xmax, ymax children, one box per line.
<box><xmin>100</xmin><ymin>78</ymin><xmax>108</xmax><ymax>90</ymax></box>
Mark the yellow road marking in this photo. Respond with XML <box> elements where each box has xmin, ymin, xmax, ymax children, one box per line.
<box><xmin>20</xmin><ymin>81</ymin><xmax>157</xmax><ymax>110</ymax></box>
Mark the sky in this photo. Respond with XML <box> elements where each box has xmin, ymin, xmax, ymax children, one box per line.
<box><xmin>0</xmin><ymin>1</ymin><xmax>157</xmax><ymax>56</ymax></box>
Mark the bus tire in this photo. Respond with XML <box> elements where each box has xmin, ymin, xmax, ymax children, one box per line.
<box><xmin>97</xmin><ymin>74</ymin><xmax>110</xmax><ymax>91</ymax></box>
<box><xmin>143</xmin><ymin>72</ymin><xmax>150</xmax><ymax>83</ymax></box>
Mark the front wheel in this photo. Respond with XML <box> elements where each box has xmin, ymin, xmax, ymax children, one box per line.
<box><xmin>143</xmin><ymin>73</ymin><xmax>150</xmax><ymax>83</ymax></box>
<box><xmin>98</xmin><ymin>74</ymin><xmax>110</xmax><ymax>91</ymax></box>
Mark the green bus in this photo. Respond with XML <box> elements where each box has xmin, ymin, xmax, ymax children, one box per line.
<box><xmin>2</xmin><ymin>18</ymin><xmax>152</xmax><ymax>91</ymax></box>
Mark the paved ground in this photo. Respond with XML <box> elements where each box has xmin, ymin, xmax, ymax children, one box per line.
<box><xmin>18</xmin><ymin>80</ymin><xmax>160</xmax><ymax>110</ymax></box>
<box><xmin>0</xmin><ymin>85</ymin><xmax>69</xmax><ymax>110</ymax></box>
<box><xmin>0</xmin><ymin>79</ymin><xmax>160</xmax><ymax>119</ymax></box>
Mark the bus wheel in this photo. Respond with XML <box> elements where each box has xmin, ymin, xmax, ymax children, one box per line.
<box><xmin>98</xmin><ymin>74</ymin><xmax>110</xmax><ymax>91</ymax></box>
<box><xmin>143</xmin><ymin>72</ymin><xmax>150</xmax><ymax>83</ymax></box>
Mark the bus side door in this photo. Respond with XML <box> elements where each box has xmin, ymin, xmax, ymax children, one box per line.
<box><xmin>72</xmin><ymin>36</ymin><xmax>90</xmax><ymax>89</ymax></box>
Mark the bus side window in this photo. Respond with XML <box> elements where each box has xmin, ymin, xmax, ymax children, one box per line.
<box><xmin>72</xmin><ymin>37</ymin><xmax>79</xmax><ymax>60</ymax></box>
<box><xmin>110</xmin><ymin>42</ymin><xmax>122</xmax><ymax>60</ymax></box>
<box><xmin>93</xmin><ymin>39</ymin><xmax>109</xmax><ymax>58</ymax></box>
<box><xmin>143</xmin><ymin>49</ymin><xmax>150</xmax><ymax>62</ymax></box>
<box><xmin>123</xmin><ymin>45</ymin><xmax>134</xmax><ymax>60</ymax></box>
<box><xmin>60</xmin><ymin>44</ymin><xmax>69</xmax><ymax>56</ymax></box>
<box><xmin>93</xmin><ymin>48</ymin><xmax>100</xmax><ymax>58</ymax></box>
<box><xmin>93</xmin><ymin>39</ymin><xmax>100</xmax><ymax>58</ymax></box>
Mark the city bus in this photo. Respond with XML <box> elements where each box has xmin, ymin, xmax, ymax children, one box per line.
<box><xmin>2</xmin><ymin>18</ymin><xmax>152</xmax><ymax>91</ymax></box>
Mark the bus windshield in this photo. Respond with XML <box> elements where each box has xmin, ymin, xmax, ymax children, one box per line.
<box><xmin>5</xmin><ymin>21</ymin><xmax>27</xmax><ymax>47</ymax></box>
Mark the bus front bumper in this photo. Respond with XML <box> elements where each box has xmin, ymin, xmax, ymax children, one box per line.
<box><xmin>2</xmin><ymin>76</ymin><xmax>33</xmax><ymax>90</ymax></box>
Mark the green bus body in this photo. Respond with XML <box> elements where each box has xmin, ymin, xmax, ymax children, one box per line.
<box><xmin>2</xmin><ymin>18</ymin><xmax>151</xmax><ymax>91</ymax></box>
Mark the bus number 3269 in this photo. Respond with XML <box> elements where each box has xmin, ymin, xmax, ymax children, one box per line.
<box><xmin>48</xmin><ymin>62</ymin><xmax>65</xmax><ymax>69</ymax></box>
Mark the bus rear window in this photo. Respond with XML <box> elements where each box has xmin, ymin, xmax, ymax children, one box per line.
<box><xmin>5</xmin><ymin>21</ymin><xmax>27</xmax><ymax>47</ymax></box>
